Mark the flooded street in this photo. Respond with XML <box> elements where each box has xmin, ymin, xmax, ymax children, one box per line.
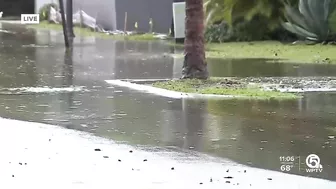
<box><xmin>0</xmin><ymin>22</ymin><xmax>335</xmax><ymax>185</ymax></box>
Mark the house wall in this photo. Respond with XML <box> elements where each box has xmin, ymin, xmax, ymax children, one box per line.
<box><xmin>73</xmin><ymin>0</ymin><xmax>117</xmax><ymax>31</ymax></box>
<box><xmin>115</xmin><ymin>0</ymin><xmax>174</xmax><ymax>33</ymax></box>
<box><xmin>71</xmin><ymin>0</ymin><xmax>180</xmax><ymax>33</ymax></box>
<box><xmin>36</xmin><ymin>0</ymin><xmax>183</xmax><ymax>33</ymax></box>
<box><xmin>0</xmin><ymin>0</ymin><xmax>34</xmax><ymax>16</ymax></box>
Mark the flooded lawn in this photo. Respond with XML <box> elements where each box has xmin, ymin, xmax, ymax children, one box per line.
<box><xmin>208</xmin><ymin>58</ymin><xmax>336</xmax><ymax>77</ymax></box>
<box><xmin>0</xmin><ymin>22</ymin><xmax>335</xmax><ymax>183</ymax></box>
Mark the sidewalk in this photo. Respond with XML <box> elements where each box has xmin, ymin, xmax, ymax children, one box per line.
<box><xmin>0</xmin><ymin>117</ymin><xmax>335</xmax><ymax>189</ymax></box>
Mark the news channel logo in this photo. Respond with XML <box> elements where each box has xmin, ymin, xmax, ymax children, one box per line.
<box><xmin>305</xmin><ymin>154</ymin><xmax>323</xmax><ymax>173</ymax></box>
<box><xmin>21</xmin><ymin>14</ymin><xmax>39</xmax><ymax>24</ymax></box>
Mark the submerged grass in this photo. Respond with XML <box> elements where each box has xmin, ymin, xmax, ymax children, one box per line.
<box><xmin>205</xmin><ymin>41</ymin><xmax>336</xmax><ymax>64</ymax></box>
<box><xmin>152</xmin><ymin>77</ymin><xmax>299</xmax><ymax>99</ymax></box>
<box><xmin>27</xmin><ymin>21</ymin><xmax>157</xmax><ymax>41</ymax></box>
<box><xmin>171</xmin><ymin>41</ymin><xmax>336</xmax><ymax>64</ymax></box>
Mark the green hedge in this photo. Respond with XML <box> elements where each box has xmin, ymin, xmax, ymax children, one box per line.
<box><xmin>205</xmin><ymin>15</ymin><xmax>297</xmax><ymax>43</ymax></box>
<box><xmin>39</xmin><ymin>3</ymin><xmax>58</xmax><ymax>21</ymax></box>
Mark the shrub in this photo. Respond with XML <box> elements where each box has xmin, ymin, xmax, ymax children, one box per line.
<box><xmin>205</xmin><ymin>15</ymin><xmax>298</xmax><ymax>43</ymax></box>
<box><xmin>230</xmin><ymin>16</ymin><xmax>271</xmax><ymax>41</ymax></box>
<box><xmin>205</xmin><ymin>22</ymin><xmax>232</xmax><ymax>43</ymax></box>
<box><xmin>39</xmin><ymin>3</ymin><xmax>58</xmax><ymax>21</ymax></box>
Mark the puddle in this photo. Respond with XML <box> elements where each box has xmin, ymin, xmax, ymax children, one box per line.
<box><xmin>208</xmin><ymin>58</ymin><xmax>336</xmax><ymax>77</ymax></box>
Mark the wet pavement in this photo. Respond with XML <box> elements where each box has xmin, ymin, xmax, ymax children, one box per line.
<box><xmin>2</xmin><ymin>117</ymin><xmax>336</xmax><ymax>189</ymax></box>
<box><xmin>0</xmin><ymin>22</ymin><xmax>335</xmax><ymax>184</ymax></box>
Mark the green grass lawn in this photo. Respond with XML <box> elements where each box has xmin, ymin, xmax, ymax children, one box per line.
<box><xmin>205</xmin><ymin>41</ymin><xmax>336</xmax><ymax>64</ymax></box>
<box><xmin>172</xmin><ymin>41</ymin><xmax>335</xmax><ymax>64</ymax></box>
<box><xmin>27</xmin><ymin>21</ymin><xmax>158</xmax><ymax>41</ymax></box>
<box><xmin>152</xmin><ymin>78</ymin><xmax>299</xmax><ymax>100</ymax></box>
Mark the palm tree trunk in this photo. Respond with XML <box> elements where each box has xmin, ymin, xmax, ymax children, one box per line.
<box><xmin>182</xmin><ymin>0</ymin><xmax>209</xmax><ymax>79</ymax></box>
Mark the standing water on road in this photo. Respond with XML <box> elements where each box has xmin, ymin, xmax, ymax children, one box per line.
<box><xmin>0</xmin><ymin>23</ymin><xmax>335</xmax><ymax>182</ymax></box>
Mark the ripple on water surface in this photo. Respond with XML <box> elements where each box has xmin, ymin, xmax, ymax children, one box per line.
<box><xmin>0</xmin><ymin>86</ymin><xmax>88</xmax><ymax>95</ymax></box>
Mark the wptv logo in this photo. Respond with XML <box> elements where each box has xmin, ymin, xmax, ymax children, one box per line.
<box><xmin>305</xmin><ymin>154</ymin><xmax>323</xmax><ymax>173</ymax></box>
<box><xmin>21</xmin><ymin>14</ymin><xmax>39</xmax><ymax>24</ymax></box>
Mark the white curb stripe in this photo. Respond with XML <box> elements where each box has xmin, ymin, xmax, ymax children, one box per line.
<box><xmin>105</xmin><ymin>79</ymin><xmax>237</xmax><ymax>99</ymax></box>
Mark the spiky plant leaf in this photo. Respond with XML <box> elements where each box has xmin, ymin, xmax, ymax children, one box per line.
<box><xmin>298</xmin><ymin>0</ymin><xmax>321</xmax><ymax>35</ymax></box>
<box><xmin>324</xmin><ymin>0</ymin><xmax>331</xmax><ymax>20</ymax></box>
<box><xmin>282</xmin><ymin>22</ymin><xmax>318</xmax><ymax>40</ymax></box>
<box><xmin>306</xmin><ymin>0</ymin><xmax>328</xmax><ymax>38</ymax></box>
<box><xmin>284</xmin><ymin>0</ymin><xmax>336</xmax><ymax>41</ymax></box>
<box><xmin>284</xmin><ymin>4</ymin><xmax>310</xmax><ymax>30</ymax></box>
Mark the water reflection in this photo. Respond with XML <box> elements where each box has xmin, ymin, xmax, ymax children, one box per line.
<box><xmin>61</xmin><ymin>48</ymin><xmax>75</xmax><ymax>129</ymax></box>
<box><xmin>181</xmin><ymin>99</ymin><xmax>206</xmax><ymax>151</ymax></box>
<box><xmin>161</xmin><ymin>99</ymin><xmax>206</xmax><ymax>151</ymax></box>
<box><xmin>61</xmin><ymin>48</ymin><xmax>74</xmax><ymax>104</ymax></box>
<box><xmin>205</xmin><ymin>95</ymin><xmax>336</xmax><ymax>180</ymax></box>
<box><xmin>159</xmin><ymin>97</ymin><xmax>336</xmax><ymax>180</ymax></box>
<box><xmin>96</xmin><ymin>94</ymin><xmax>335</xmax><ymax>180</ymax></box>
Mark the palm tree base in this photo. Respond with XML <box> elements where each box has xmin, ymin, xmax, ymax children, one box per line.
<box><xmin>181</xmin><ymin>68</ymin><xmax>209</xmax><ymax>79</ymax></box>
<box><xmin>181</xmin><ymin>55</ymin><xmax>209</xmax><ymax>80</ymax></box>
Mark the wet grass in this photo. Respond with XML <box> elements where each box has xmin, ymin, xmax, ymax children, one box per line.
<box><xmin>152</xmin><ymin>77</ymin><xmax>299</xmax><ymax>99</ymax></box>
<box><xmin>205</xmin><ymin>41</ymin><xmax>336</xmax><ymax>64</ymax></box>
<box><xmin>27</xmin><ymin>21</ymin><xmax>158</xmax><ymax>41</ymax></box>
<box><xmin>0</xmin><ymin>16</ymin><xmax>21</xmax><ymax>20</ymax></box>
<box><xmin>171</xmin><ymin>41</ymin><xmax>336</xmax><ymax>64</ymax></box>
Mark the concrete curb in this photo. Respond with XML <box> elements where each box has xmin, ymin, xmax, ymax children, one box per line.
<box><xmin>105</xmin><ymin>79</ymin><xmax>242</xmax><ymax>99</ymax></box>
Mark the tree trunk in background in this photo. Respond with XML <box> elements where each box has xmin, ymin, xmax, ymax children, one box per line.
<box><xmin>66</xmin><ymin>0</ymin><xmax>75</xmax><ymax>38</ymax></box>
<box><xmin>59</xmin><ymin>0</ymin><xmax>70</xmax><ymax>48</ymax></box>
<box><xmin>182</xmin><ymin>0</ymin><xmax>208</xmax><ymax>79</ymax></box>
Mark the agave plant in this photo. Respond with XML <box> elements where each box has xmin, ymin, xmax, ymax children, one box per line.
<box><xmin>282</xmin><ymin>0</ymin><xmax>336</xmax><ymax>43</ymax></box>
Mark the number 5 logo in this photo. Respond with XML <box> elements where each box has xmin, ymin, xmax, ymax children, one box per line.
<box><xmin>306</xmin><ymin>154</ymin><xmax>322</xmax><ymax>168</ymax></box>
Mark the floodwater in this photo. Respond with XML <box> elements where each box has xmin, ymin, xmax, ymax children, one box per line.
<box><xmin>0</xmin><ymin>22</ymin><xmax>335</xmax><ymax>182</ymax></box>
<box><xmin>208</xmin><ymin>58</ymin><xmax>336</xmax><ymax>77</ymax></box>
